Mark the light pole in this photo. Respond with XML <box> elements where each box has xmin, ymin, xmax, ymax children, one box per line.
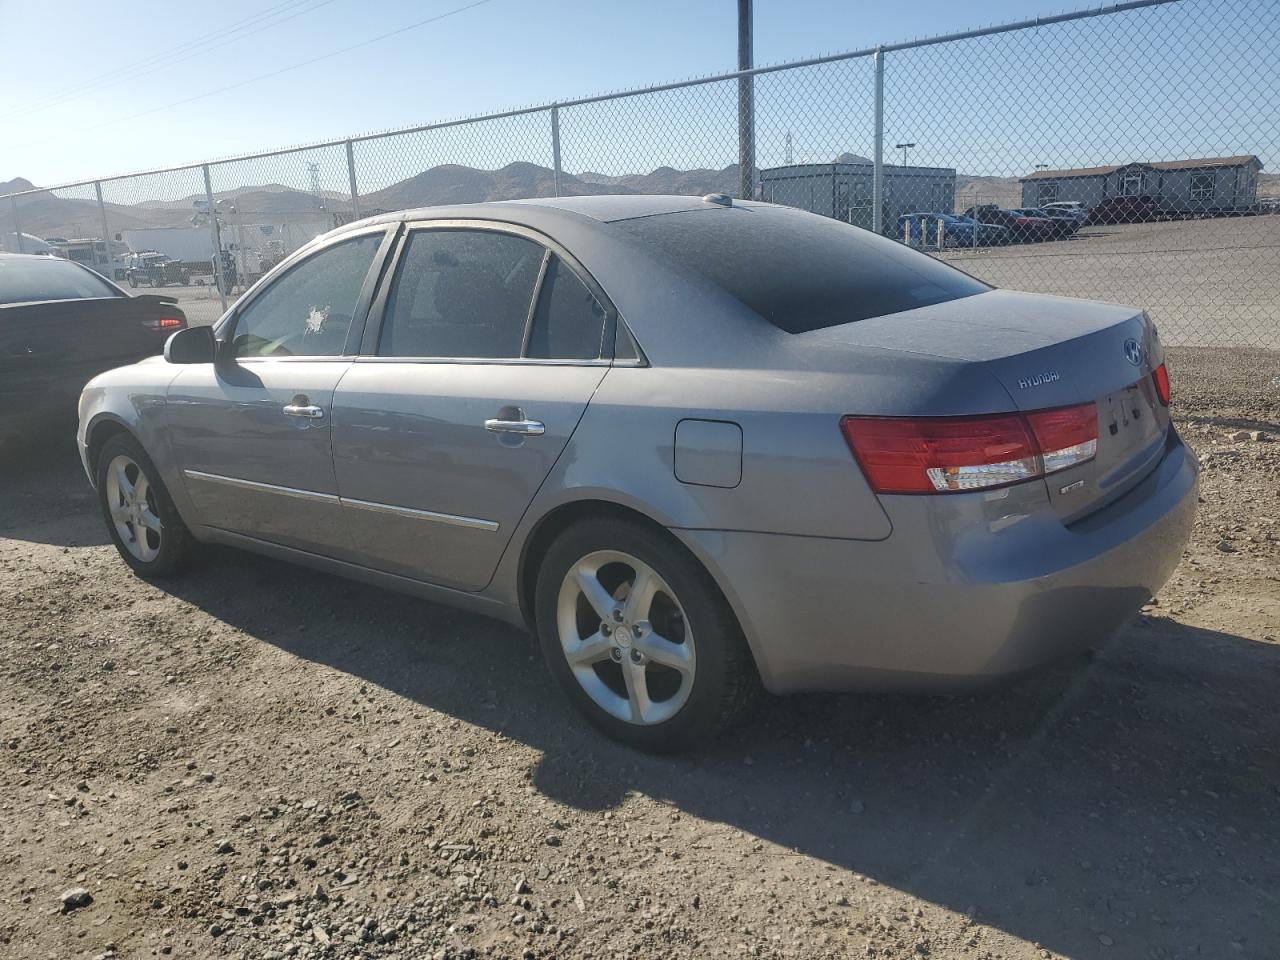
<box><xmin>1035</xmin><ymin>163</ymin><xmax>1050</xmax><ymax>171</ymax></box>
<box><xmin>895</xmin><ymin>142</ymin><xmax>915</xmax><ymax>167</ymax></box>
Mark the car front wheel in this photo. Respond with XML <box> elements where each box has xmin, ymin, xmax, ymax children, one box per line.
<box><xmin>535</xmin><ymin>518</ymin><xmax>759</xmax><ymax>752</ymax></box>
<box><xmin>96</xmin><ymin>433</ymin><xmax>195</xmax><ymax>578</ymax></box>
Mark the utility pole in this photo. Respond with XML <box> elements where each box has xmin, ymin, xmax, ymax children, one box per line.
<box><xmin>737</xmin><ymin>0</ymin><xmax>755</xmax><ymax>200</ymax></box>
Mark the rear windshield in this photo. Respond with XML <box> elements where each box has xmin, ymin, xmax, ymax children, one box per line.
<box><xmin>613</xmin><ymin>207</ymin><xmax>988</xmax><ymax>333</ymax></box>
<box><xmin>0</xmin><ymin>256</ymin><xmax>121</xmax><ymax>305</ymax></box>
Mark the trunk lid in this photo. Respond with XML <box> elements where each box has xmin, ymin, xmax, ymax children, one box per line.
<box><xmin>808</xmin><ymin>289</ymin><xmax>1170</xmax><ymax>521</ymax></box>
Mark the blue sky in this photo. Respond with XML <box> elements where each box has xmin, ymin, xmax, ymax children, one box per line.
<box><xmin>0</xmin><ymin>0</ymin><xmax>1274</xmax><ymax>190</ymax></box>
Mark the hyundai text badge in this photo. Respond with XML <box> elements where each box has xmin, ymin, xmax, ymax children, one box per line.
<box><xmin>1017</xmin><ymin>370</ymin><xmax>1060</xmax><ymax>390</ymax></box>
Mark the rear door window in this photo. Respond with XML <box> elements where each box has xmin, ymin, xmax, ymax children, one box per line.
<box><xmin>612</xmin><ymin>207</ymin><xmax>988</xmax><ymax>333</ymax></box>
<box><xmin>526</xmin><ymin>256</ymin><xmax>607</xmax><ymax>360</ymax></box>
<box><xmin>379</xmin><ymin>229</ymin><xmax>543</xmax><ymax>359</ymax></box>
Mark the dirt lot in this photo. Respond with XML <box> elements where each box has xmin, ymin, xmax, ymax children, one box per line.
<box><xmin>940</xmin><ymin>217</ymin><xmax>1280</xmax><ymax>351</ymax></box>
<box><xmin>1</xmin><ymin>348</ymin><xmax>1277</xmax><ymax>960</ymax></box>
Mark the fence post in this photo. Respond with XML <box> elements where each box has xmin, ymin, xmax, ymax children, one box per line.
<box><xmin>737</xmin><ymin>0</ymin><xmax>755</xmax><ymax>200</ymax></box>
<box><xmin>550</xmin><ymin>104</ymin><xmax>562</xmax><ymax>198</ymax></box>
<box><xmin>94</xmin><ymin>181</ymin><xmax>112</xmax><ymax>278</ymax></box>
<box><xmin>203</xmin><ymin>164</ymin><xmax>228</xmax><ymax>313</ymax></box>
<box><xmin>345</xmin><ymin>140</ymin><xmax>361</xmax><ymax>219</ymax></box>
<box><xmin>8</xmin><ymin>195</ymin><xmax>23</xmax><ymax>253</ymax></box>
<box><xmin>872</xmin><ymin>47</ymin><xmax>885</xmax><ymax>235</ymax></box>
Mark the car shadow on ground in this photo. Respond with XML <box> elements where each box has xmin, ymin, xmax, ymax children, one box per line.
<box><xmin>146</xmin><ymin>540</ymin><xmax>1280</xmax><ymax>960</ymax></box>
<box><xmin>0</xmin><ymin>427</ymin><xmax>107</xmax><ymax>547</ymax></box>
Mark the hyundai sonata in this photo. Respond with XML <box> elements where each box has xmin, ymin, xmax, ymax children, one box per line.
<box><xmin>77</xmin><ymin>195</ymin><xmax>1198</xmax><ymax>751</ymax></box>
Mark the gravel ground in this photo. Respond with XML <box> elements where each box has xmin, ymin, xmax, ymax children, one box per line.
<box><xmin>0</xmin><ymin>347</ymin><xmax>1277</xmax><ymax>960</ymax></box>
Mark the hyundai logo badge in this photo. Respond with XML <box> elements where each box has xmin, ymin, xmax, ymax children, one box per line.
<box><xmin>1123</xmin><ymin>338</ymin><xmax>1144</xmax><ymax>366</ymax></box>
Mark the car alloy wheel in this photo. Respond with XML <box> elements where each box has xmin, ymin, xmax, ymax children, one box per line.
<box><xmin>104</xmin><ymin>454</ymin><xmax>163</xmax><ymax>563</ymax></box>
<box><xmin>555</xmin><ymin>549</ymin><xmax>696</xmax><ymax>726</ymax></box>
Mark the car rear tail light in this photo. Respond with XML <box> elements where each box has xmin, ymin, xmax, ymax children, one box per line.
<box><xmin>142</xmin><ymin>316</ymin><xmax>185</xmax><ymax>330</ymax></box>
<box><xmin>841</xmin><ymin>403</ymin><xmax>1098</xmax><ymax>495</ymax></box>
<box><xmin>1151</xmin><ymin>363</ymin><xmax>1171</xmax><ymax>406</ymax></box>
<box><xmin>1025</xmin><ymin>403</ymin><xmax>1098</xmax><ymax>475</ymax></box>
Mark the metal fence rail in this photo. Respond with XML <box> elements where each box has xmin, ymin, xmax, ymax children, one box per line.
<box><xmin>2</xmin><ymin>0</ymin><xmax>1276</xmax><ymax>346</ymax></box>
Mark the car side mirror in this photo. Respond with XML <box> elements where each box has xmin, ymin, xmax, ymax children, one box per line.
<box><xmin>164</xmin><ymin>325</ymin><xmax>217</xmax><ymax>364</ymax></box>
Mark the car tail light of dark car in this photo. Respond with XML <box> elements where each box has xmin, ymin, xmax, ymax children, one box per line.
<box><xmin>142</xmin><ymin>316</ymin><xmax>185</xmax><ymax>331</ymax></box>
<box><xmin>841</xmin><ymin>403</ymin><xmax>1098</xmax><ymax>494</ymax></box>
<box><xmin>1152</xmin><ymin>363</ymin><xmax>1171</xmax><ymax>406</ymax></box>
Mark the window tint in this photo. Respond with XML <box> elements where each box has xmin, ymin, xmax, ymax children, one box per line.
<box><xmin>232</xmin><ymin>233</ymin><xmax>382</xmax><ymax>358</ymax></box>
<box><xmin>379</xmin><ymin>229</ymin><xmax>543</xmax><ymax>358</ymax></box>
<box><xmin>0</xmin><ymin>256</ymin><xmax>120</xmax><ymax>305</ymax></box>
<box><xmin>526</xmin><ymin>256</ymin><xmax>606</xmax><ymax>360</ymax></box>
<box><xmin>613</xmin><ymin>207</ymin><xmax>988</xmax><ymax>334</ymax></box>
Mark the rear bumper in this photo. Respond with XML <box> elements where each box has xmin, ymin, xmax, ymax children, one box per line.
<box><xmin>676</xmin><ymin>433</ymin><xmax>1199</xmax><ymax>694</ymax></box>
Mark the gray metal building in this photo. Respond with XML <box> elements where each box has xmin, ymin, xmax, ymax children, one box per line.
<box><xmin>1020</xmin><ymin>155</ymin><xmax>1263</xmax><ymax>214</ymax></box>
<box><xmin>759</xmin><ymin>159</ymin><xmax>957</xmax><ymax>234</ymax></box>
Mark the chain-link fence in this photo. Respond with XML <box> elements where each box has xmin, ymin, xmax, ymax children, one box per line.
<box><xmin>2</xmin><ymin>0</ymin><xmax>1276</xmax><ymax>349</ymax></box>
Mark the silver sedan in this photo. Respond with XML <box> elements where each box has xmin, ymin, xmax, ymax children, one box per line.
<box><xmin>77</xmin><ymin>195</ymin><xmax>1198</xmax><ymax>751</ymax></box>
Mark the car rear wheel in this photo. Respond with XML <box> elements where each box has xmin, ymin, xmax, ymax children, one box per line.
<box><xmin>535</xmin><ymin>518</ymin><xmax>759</xmax><ymax>752</ymax></box>
<box><xmin>96</xmin><ymin>433</ymin><xmax>195</xmax><ymax>578</ymax></box>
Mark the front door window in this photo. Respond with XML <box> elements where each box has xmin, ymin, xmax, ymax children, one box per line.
<box><xmin>231</xmin><ymin>233</ymin><xmax>383</xmax><ymax>358</ymax></box>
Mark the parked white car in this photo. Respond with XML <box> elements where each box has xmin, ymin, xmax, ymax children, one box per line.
<box><xmin>1041</xmin><ymin>201</ymin><xmax>1090</xmax><ymax>224</ymax></box>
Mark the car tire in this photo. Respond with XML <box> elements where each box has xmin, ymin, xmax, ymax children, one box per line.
<box><xmin>96</xmin><ymin>433</ymin><xmax>196</xmax><ymax>578</ymax></box>
<box><xmin>534</xmin><ymin>517</ymin><xmax>760</xmax><ymax>752</ymax></box>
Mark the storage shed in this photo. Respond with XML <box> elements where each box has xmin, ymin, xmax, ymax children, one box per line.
<box><xmin>759</xmin><ymin>159</ymin><xmax>956</xmax><ymax>234</ymax></box>
<box><xmin>1020</xmin><ymin>155</ymin><xmax>1262</xmax><ymax>215</ymax></box>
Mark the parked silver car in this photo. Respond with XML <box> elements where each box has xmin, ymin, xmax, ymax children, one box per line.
<box><xmin>77</xmin><ymin>195</ymin><xmax>1198</xmax><ymax>751</ymax></box>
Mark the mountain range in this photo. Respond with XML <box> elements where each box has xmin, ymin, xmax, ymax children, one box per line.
<box><xmin>4</xmin><ymin>164</ymin><xmax>1276</xmax><ymax>243</ymax></box>
<box><xmin>0</xmin><ymin>163</ymin><xmax>744</xmax><ymax>241</ymax></box>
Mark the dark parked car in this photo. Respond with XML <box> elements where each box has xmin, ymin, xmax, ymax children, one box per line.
<box><xmin>0</xmin><ymin>253</ymin><xmax>186</xmax><ymax>446</ymax></box>
<box><xmin>962</xmin><ymin>205</ymin><xmax>1056</xmax><ymax>243</ymax></box>
<box><xmin>125</xmin><ymin>251</ymin><xmax>191</xmax><ymax>288</ymax></box>
<box><xmin>1087</xmin><ymin>195</ymin><xmax>1160</xmax><ymax>225</ymax></box>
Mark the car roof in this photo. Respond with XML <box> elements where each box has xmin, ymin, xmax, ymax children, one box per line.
<box><xmin>352</xmin><ymin>194</ymin><xmax>766</xmax><ymax>230</ymax></box>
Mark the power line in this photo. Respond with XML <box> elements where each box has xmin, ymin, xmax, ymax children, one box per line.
<box><xmin>1</xmin><ymin>0</ymin><xmax>340</xmax><ymax>121</ymax></box>
<box><xmin>55</xmin><ymin>0</ymin><xmax>494</xmax><ymax>141</ymax></box>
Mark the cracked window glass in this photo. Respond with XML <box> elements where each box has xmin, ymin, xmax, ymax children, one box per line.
<box><xmin>232</xmin><ymin>233</ymin><xmax>382</xmax><ymax>358</ymax></box>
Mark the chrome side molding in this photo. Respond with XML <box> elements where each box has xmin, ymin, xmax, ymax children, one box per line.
<box><xmin>182</xmin><ymin>470</ymin><xmax>499</xmax><ymax>532</ymax></box>
<box><xmin>341</xmin><ymin>496</ymin><xmax>499</xmax><ymax>531</ymax></box>
<box><xmin>183</xmin><ymin>469</ymin><xmax>340</xmax><ymax>503</ymax></box>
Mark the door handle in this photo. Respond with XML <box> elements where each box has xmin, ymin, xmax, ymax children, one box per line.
<box><xmin>484</xmin><ymin>417</ymin><xmax>545</xmax><ymax>436</ymax></box>
<box><xmin>283</xmin><ymin>403</ymin><xmax>325</xmax><ymax>419</ymax></box>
